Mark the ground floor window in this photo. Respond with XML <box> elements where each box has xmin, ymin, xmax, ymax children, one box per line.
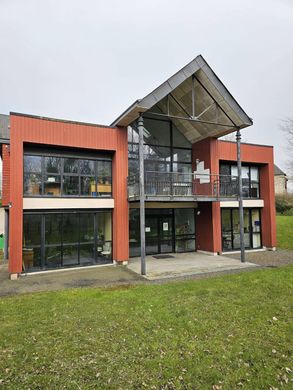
<box><xmin>129</xmin><ymin>208</ymin><xmax>196</xmax><ymax>257</ymax></box>
<box><xmin>221</xmin><ymin>208</ymin><xmax>261</xmax><ymax>251</ymax></box>
<box><xmin>23</xmin><ymin>210</ymin><xmax>112</xmax><ymax>272</ymax></box>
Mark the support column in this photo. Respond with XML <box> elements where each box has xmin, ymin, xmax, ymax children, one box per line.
<box><xmin>138</xmin><ymin>115</ymin><xmax>146</xmax><ymax>275</ymax></box>
<box><xmin>236</xmin><ymin>129</ymin><xmax>245</xmax><ymax>262</ymax></box>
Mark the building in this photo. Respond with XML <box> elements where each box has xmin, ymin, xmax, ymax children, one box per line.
<box><xmin>0</xmin><ymin>55</ymin><xmax>276</xmax><ymax>279</ymax></box>
<box><xmin>274</xmin><ymin>164</ymin><xmax>288</xmax><ymax>195</ymax></box>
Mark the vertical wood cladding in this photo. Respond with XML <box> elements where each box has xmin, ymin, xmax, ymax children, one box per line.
<box><xmin>1</xmin><ymin>144</ymin><xmax>10</xmax><ymax>206</ymax></box>
<box><xmin>8</xmin><ymin>114</ymin><xmax>129</xmax><ymax>274</ymax></box>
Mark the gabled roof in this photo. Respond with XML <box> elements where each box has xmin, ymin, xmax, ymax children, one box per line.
<box><xmin>111</xmin><ymin>55</ymin><xmax>253</xmax><ymax>143</ymax></box>
<box><xmin>274</xmin><ymin>164</ymin><xmax>287</xmax><ymax>176</ymax></box>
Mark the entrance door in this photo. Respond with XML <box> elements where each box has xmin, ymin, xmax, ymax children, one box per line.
<box><xmin>145</xmin><ymin>214</ymin><xmax>173</xmax><ymax>255</ymax></box>
<box><xmin>159</xmin><ymin>215</ymin><xmax>173</xmax><ymax>253</ymax></box>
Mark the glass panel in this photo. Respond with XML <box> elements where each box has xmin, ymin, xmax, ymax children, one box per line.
<box><xmin>62</xmin><ymin>214</ymin><xmax>79</xmax><ymax>243</ymax></box>
<box><xmin>250</xmin><ymin>167</ymin><xmax>259</xmax><ymax>181</ymax></box>
<box><xmin>128</xmin><ymin>159</ymin><xmax>139</xmax><ymax>176</ymax></box>
<box><xmin>251</xmin><ymin>209</ymin><xmax>261</xmax><ymax>233</ymax></box>
<box><xmin>24</xmin><ymin>155</ymin><xmax>42</xmax><ymax>173</ymax></box>
<box><xmin>96</xmin><ymin>212</ymin><xmax>112</xmax><ymax>262</ymax></box>
<box><xmin>127</xmin><ymin>125</ymin><xmax>139</xmax><ymax>144</ymax></box>
<box><xmin>175</xmin><ymin>209</ymin><xmax>195</xmax><ymax>237</ymax></box>
<box><xmin>23</xmin><ymin>214</ymin><xmax>42</xmax><ymax>246</ymax></box>
<box><xmin>80</xmin><ymin>159</ymin><xmax>95</xmax><ymax>175</ymax></box>
<box><xmin>144</xmin><ymin>145</ymin><xmax>171</xmax><ymax>162</ymax></box>
<box><xmin>145</xmin><ymin>216</ymin><xmax>159</xmax><ymax>255</ymax></box>
<box><xmin>173</xmin><ymin>148</ymin><xmax>192</xmax><ymax>163</ymax></box>
<box><xmin>23</xmin><ymin>214</ymin><xmax>42</xmax><ymax>270</ymax></box>
<box><xmin>79</xmin><ymin>243</ymin><xmax>95</xmax><ymax>265</ymax></box>
<box><xmin>62</xmin><ymin>245</ymin><xmax>79</xmax><ymax>266</ymax></box>
<box><xmin>24</xmin><ymin>173</ymin><xmax>42</xmax><ymax>195</ymax></box>
<box><xmin>160</xmin><ymin>240</ymin><xmax>173</xmax><ymax>253</ymax></box>
<box><xmin>232</xmin><ymin>209</ymin><xmax>251</xmax><ymax>249</ymax></box>
<box><xmin>173</xmin><ymin>163</ymin><xmax>192</xmax><ymax>182</ymax></box>
<box><xmin>45</xmin><ymin>246</ymin><xmax>62</xmax><ymax>268</ymax></box>
<box><xmin>81</xmin><ymin>176</ymin><xmax>96</xmax><ymax>196</ymax></box>
<box><xmin>129</xmin><ymin>209</ymin><xmax>140</xmax><ymax>257</ymax></box>
<box><xmin>80</xmin><ymin>213</ymin><xmax>94</xmax><ymax>243</ymax></box>
<box><xmin>222</xmin><ymin>209</ymin><xmax>232</xmax><ymax>250</ymax></box>
<box><xmin>97</xmin><ymin>161</ymin><xmax>112</xmax><ymax>196</ymax></box>
<box><xmin>144</xmin><ymin>118</ymin><xmax>171</xmax><ymax>146</ymax></box>
<box><xmin>44</xmin><ymin>156</ymin><xmax>61</xmax><ymax>174</ymax></box>
<box><xmin>23</xmin><ymin>247</ymin><xmax>41</xmax><ymax>270</ymax></box>
<box><xmin>253</xmin><ymin>233</ymin><xmax>261</xmax><ymax>248</ymax></box>
<box><xmin>44</xmin><ymin>175</ymin><xmax>61</xmax><ymax>196</ymax></box>
<box><xmin>172</xmin><ymin>123</ymin><xmax>191</xmax><ymax>148</ymax></box>
<box><xmin>63</xmin><ymin>176</ymin><xmax>79</xmax><ymax>196</ymax></box>
<box><xmin>64</xmin><ymin>158</ymin><xmax>79</xmax><ymax>173</ymax></box>
<box><xmin>176</xmin><ymin>238</ymin><xmax>195</xmax><ymax>252</ymax></box>
<box><xmin>45</xmin><ymin>214</ymin><xmax>62</xmax><ymax>245</ymax></box>
<box><xmin>61</xmin><ymin>212</ymin><xmax>79</xmax><ymax>266</ymax></box>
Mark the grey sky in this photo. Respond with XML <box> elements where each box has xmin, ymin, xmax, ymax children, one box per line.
<box><xmin>0</xmin><ymin>0</ymin><xmax>293</xmax><ymax>173</ymax></box>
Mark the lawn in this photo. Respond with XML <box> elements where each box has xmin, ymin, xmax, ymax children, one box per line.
<box><xmin>0</xmin><ymin>267</ymin><xmax>292</xmax><ymax>389</ymax></box>
<box><xmin>277</xmin><ymin>215</ymin><xmax>293</xmax><ymax>250</ymax></box>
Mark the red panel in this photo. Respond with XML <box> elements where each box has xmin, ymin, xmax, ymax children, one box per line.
<box><xmin>192</xmin><ymin>139</ymin><xmax>276</xmax><ymax>252</ymax></box>
<box><xmin>8</xmin><ymin>114</ymin><xmax>129</xmax><ymax>274</ymax></box>
<box><xmin>2</xmin><ymin>144</ymin><xmax>10</xmax><ymax>206</ymax></box>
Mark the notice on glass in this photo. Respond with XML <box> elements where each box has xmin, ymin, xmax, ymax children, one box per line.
<box><xmin>163</xmin><ymin>222</ymin><xmax>168</xmax><ymax>231</ymax></box>
<box><xmin>145</xmin><ymin>227</ymin><xmax>151</xmax><ymax>232</ymax></box>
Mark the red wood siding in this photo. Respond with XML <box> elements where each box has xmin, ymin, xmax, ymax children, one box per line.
<box><xmin>8</xmin><ymin>114</ymin><xmax>129</xmax><ymax>274</ymax></box>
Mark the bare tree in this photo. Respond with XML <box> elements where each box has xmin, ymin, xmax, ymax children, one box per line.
<box><xmin>281</xmin><ymin>118</ymin><xmax>293</xmax><ymax>175</ymax></box>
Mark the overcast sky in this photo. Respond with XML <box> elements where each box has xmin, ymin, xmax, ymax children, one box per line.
<box><xmin>0</xmin><ymin>0</ymin><xmax>292</xmax><ymax>173</ymax></box>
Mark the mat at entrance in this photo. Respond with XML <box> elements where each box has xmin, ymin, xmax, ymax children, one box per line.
<box><xmin>152</xmin><ymin>254</ymin><xmax>175</xmax><ymax>259</ymax></box>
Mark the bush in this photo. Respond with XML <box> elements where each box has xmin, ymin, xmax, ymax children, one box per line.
<box><xmin>275</xmin><ymin>194</ymin><xmax>293</xmax><ymax>215</ymax></box>
<box><xmin>283</xmin><ymin>207</ymin><xmax>293</xmax><ymax>216</ymax></box>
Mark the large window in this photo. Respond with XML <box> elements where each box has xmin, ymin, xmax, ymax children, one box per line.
<box><xmin>24</xmin><ymin>152</ymin><xmax>112</xmax><ymax>197</ymax></box>
<box><xmin>22</xmin><ymin>211</ymin><xmax>112</xmax><ymax>272</ymax></box>
<box><xmin>221</xmin><ymin>208</ymin><xmax>262</xmax><ymax>251</ymax></box>
<box><xmin>220</xmin><ymin>163</ymin><xmax>260</xmax><ymax>198</ymax></box>
<box><xmin>128</xmin><ymin>117</ymin><xmax>192</xmax><ymax>178</ymax></box>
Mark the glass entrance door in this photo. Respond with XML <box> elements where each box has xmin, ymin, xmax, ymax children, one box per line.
<box><xmin>159</xmin><ymin>215</ymin><xmax>173</xmax><ymax>253</ymax></box>
<box><xmin>145</xmin><ymin>213</ymin><xmax>173</xmax><ymax>255</ymax></box>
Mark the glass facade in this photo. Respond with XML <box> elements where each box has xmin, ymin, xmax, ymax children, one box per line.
<box><xmin>23</xmin><ymin>211</ymin><xmax>112</xmax><ymax>271</ymax></box>
<box><xmin>24</xmin><ymin>152</ymin><xmax>112</xmax><ymax>197</ymax></box>
<box><xmin>221</xmin><ymin>208</ymin><xmax>262</xmax><ymax>251</ymax></box>
<box><xmin>220</xmin><ymin>163</ymin><xmax>260</xmax><ymax>198</ymax></box>
<box><xmin>129</xmin><ymin>208</ymin><xmax>196</xmax><ymax>257</ymax></box>
<box><xmin>128</xmin><ymin>117</ymin><xmax>192</xmax><ymax>178</ymax></box>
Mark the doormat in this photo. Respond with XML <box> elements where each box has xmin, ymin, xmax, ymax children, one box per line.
<box><xmin>153</xmin><ymin>254</ymin><xmax>175</xmax><ymax>259</ymax></box>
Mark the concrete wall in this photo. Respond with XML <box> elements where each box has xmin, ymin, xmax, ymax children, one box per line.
<box><xmin>274</xmin><ymin>175</ymin><xmax>287</xmax><ymax>195</ymax></box>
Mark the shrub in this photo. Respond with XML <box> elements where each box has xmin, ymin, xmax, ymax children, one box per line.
<box><xmin>275</xmin><ymin>194</ymin><xmax>293</xmax><ymax>215</ymax></box>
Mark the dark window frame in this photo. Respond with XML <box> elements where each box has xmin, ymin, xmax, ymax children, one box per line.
<box><xmin>22</xmin><ymin>210</ymin><xmax>113</xmax><ymax>271</ymax></box>
<box><xmin>220</xmin><ymin>162</ymin><xmax>260</xmax><ymax>198</ymax></box>
<box><xmin>24</xmin><ymin>153</ymin><xmax>112</xmax><ymax>198</ymax></box>
<box><xmin>220</xmin><ymin>208</ymin><xmax>262</xmax><ymax>251</ymax></box>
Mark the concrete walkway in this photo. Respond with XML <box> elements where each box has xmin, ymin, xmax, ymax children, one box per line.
<box><xmin>128</xmin><ymin>252</ymin><xmax>258</xmax><ymax>280</ymax></box>
<box><xmin>0</xmin><ymin>263</ymin><xmax>144</xmax><ymax>297</ymax></box>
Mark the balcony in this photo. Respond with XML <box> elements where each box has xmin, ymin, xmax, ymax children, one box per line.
<box><xmin>128</xmin><ymin>171</ymin><xmax>239</xmax><ymax>202</ymax></box>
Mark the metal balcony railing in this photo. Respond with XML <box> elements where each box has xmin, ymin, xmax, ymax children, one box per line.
<box><xmin>128</xmin><ymin>171</ymin><xmax>239</xmax><ymax>200</ymax></box>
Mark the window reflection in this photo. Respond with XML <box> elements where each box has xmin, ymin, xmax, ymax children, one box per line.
<box><xmin>23</xmin><ymin>154</ymin><xmax>112</xmax><ymax>197</ymax></box>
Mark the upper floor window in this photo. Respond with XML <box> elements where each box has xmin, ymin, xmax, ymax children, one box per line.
<box><xmin>220</xmin><ymin>163</ymin><xmax>260</xmax><ymax>198</ymax></box>
<box><xmin>24</xmin><ymin>153</ymin><xmax>112</xmax><ymax>197</ymax></box>
<box><xmin>128</xmin><ymin>117</ymin><xmax>192</xmax><ymax>178</ymax></box>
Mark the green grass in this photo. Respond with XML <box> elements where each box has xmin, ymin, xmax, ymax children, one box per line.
<box><xmin>0</xmin><ymin>267</ymin><xmax>292</xmax><ymax>389</ymax></box>
<box><xmin>277</xmin><ymin>215</ymin><xmax>293</xmax><ymax>250</ymax></box>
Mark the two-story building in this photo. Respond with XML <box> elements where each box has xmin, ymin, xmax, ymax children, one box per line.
<box><xmin>0</xmin><ymin>55</ymin><xmax>276</xmax><ymax>279</ymax></box>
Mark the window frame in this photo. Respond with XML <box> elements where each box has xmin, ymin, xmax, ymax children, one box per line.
<box><xmin>23</xmin><ymin>151</ymin><xmax>112</xmax><ymax>198</ymax></box>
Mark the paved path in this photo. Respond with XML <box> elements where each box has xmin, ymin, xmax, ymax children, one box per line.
<box><xmin>128</xmin><ymin>252</ymin><xmax>258</xmax><ymax>280</ymax></box>
<box><xmin>0</xmin><ymin>264</ymin><xmax>144</xmax><ymax>297</ymax></box>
